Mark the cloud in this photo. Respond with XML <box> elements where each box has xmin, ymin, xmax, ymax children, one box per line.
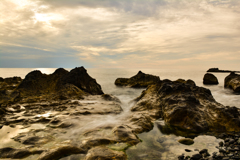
<box><xmin>0</xmin><ymin>0</ymin><xmax>240</xmax><ymax>69</ymax></box>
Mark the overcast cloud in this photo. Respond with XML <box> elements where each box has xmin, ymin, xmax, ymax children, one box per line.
<box><xmin>0</xmin><ymin>0</ymin><xmax>240</xmax><ymax>69</ymax></box>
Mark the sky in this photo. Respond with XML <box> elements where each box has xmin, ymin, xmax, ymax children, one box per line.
<box><xmin>0</xmin><ymin>0</ymin><xmax>240</xmax><ymax>70</ymax></box>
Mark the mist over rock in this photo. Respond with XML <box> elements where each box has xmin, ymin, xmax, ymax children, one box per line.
<box><xmin>131</xmin><ymin>79</ymin><xmax>240</xmax><ymax>133</ymax></box>
<box><xmin>203</xmin><ymin>73</ymin><xmax>219</xmax><ymax>85</ymax></box>
<box><xmin>224</xmin><ymin>72</ymin><xmax>240</xmax><ymax>93</ymax></box>
<box><xmin>115</xmin><ymin>71</ymin><xmax>160</xmax><ymax>88</ymax></box>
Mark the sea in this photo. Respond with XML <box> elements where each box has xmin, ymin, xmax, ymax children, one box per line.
<box><xmin>0</xmin><ymin>68</ymin><xmax>239</xmax><ymax>160</ymax></box>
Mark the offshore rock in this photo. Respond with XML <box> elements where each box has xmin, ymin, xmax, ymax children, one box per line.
<box><xmin>115</xmin><ymin>71</ymin><xmax>160</xmax><ymax>88</ymax></box>
<box><xmin>131</xmin><ymin>79</ymin><xmax>240</xmax><ymax>133</ymax></box>
<box><xmin>203</xmin><ymin>73</ymin><xmax>219</xmax><ymax>85</ymax></box>
<box><xmin>207</xmin><ymin>68</ymin><xmax>240</xmax><ymax>73</ymax></box>
<box><xmin>224</xmin><ymin>72</ymin><xmax>240</xmax><ymax>92</ymax></box>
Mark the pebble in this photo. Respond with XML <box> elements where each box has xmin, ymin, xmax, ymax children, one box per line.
<box><xmin>178</xmin><ymin>132</ymin><xmax>240</xmax><ymax>160</ymax></box>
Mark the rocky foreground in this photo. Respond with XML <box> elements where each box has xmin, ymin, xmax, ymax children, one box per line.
<box><xmin>0</xmin><ymin>68</ymin><xmax>240</xmax><ymax>159</ymax></box>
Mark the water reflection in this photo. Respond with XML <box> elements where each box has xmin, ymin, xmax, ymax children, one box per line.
<box><xmin>126</xmin><ymin>121</ymin><xmax>222</xmax><ymax>160</ymax></box>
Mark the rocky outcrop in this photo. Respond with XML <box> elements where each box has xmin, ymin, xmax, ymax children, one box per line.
<box><xmin>224</xmin><ymin>72</ymin><xmax>240</xmax><ymax>92</ymax></box>
<box><xmin>0</xmin><ymin>77</ymin><xmax>22</xmax><ymax>105</ymax></box>
<box><xmin>115</xmin><ymin>71</ymin><xmax>160</xmax><ymax>88</ymax></box>
<box><xmin>203</xmin><ymin>73</ymin><xmax>219</xmax><ymax>85</ymax></box>
<box><xmin>18</xmin><ymin>67</ymin><xmax>103</xmax><ymax>96</ymax></box>
<box><xmin>131</xmin><ymin>79</ymin><xmax>240</xmax><ymax>133</ymax></box>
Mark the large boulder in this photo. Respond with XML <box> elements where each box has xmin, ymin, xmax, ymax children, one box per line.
<box><xmin>224</xmin><ymin>72</ymin><xmax>240</xmax><ymax>92</ymax></box>
<box><xmin>131</xmin><ymin>79</ymin><xmax>240</xmax><ymax>133</ymax></box>
<box><xmin>115</xmin><ymin>71</ymin><xmax>160</xmax><ymax>88</ymax></box>
<box><xmin>203</xmin><ymin>73</ymin><xmax>219</xmax><ymax>85</ymax></box>
<box><xmin>15</xmin><ymin>67</ymin><xmax>103</xmax><ymax>99</ymax></box>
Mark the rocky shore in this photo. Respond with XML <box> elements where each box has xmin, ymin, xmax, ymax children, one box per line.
<box><xmin>0</xmin><ymin>67</ymin><xmax>240</xmax><ymax>159</ymax></box>
<box><xmin>179</xmin><ymin>132</ymin><xmax>240</xmax><ymax>160</ymax></box>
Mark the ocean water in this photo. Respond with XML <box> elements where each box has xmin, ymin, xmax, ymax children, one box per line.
<box><xmin>0</xmin><ymin>68</ymin><xmax>238</xmax><ymax>108</ymax></box>
<box><xmin>0</xmin><ymin>68</ymin><xmax>239</xmax><ymax>159</ymax></box>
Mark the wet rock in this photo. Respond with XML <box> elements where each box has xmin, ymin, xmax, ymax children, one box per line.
<box><xmin>131</xmin><ymin>79</ymin><xmax>240</xmax><ymax>133</ymax></box>
<box><xmin>115</xmin><ymin>71</ymin><xmax>160</xmax><ymax>88</ymax></box>
<box><xmin>224</xmin><ymin>72</ymin><xmax>240</xmax><ymax>92</ymax></box>
<box><xmin>80</xmin><ymin>138</ymin><xmax>116</xmax><ymax>150</ymax></box>
<box><xmin>22</xmin><ymin>136</ymin><xmax>41</xmax><ymax>145</ymax></box>
<box><xmin>85</xmin><ymin>146</ymin><xmax>127</xmax><ymax>160</ymax></box>
<box><xmin>37</xmin><ymin>145</ymin><xmax>85</xmax><ymax>160</ymax></box>
<box><xmin>112</xmin><ymin>125</ymin><xmax>141</xmax><ymax>145</ymax></box>
<box><xmin>0</xmin><ymin>147</ymin><xmax>43</xmax><ymax>159</ymax></box>
<box><xmin>178</xmin><ymin>138</ymin><xmax>194</xmax><ymax>145</ymax></box>
<box><xmin>203</xmin><ymin>73</ymin><xmax>219</xmax><ymax>85</ymax></box>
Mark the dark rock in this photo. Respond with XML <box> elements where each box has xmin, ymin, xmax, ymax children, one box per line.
<box><xmin>85</xmin><ymin>146</ymin><xmax>127</xmax><ymax>160</ymax></box>
<box><xmin>185</xmin><ymin>149</ymin><xmax>192</xmax><ymax>152</ymax></box>
<box><xmin>58</xmin><ymin>67</ymin><xmax>103</xmax><ymax>95</ymax></box>
<box><xmin>207</xmin><ymin>68</ymin><xmax>240</xmax><ymax>73</ymax></box>
<box><xmin>178</xmin><ymin>138</ymin><xmax>194</xmax><ymax>145</ymax></box>
<box><xmin>224</xmin><ymin>72</ymin><xmax>240</xmax><ymax>92</ymax></box>
<box><xmin>203</xmin><ymin>73</ymin><xmax>219</xmax><ymax>85</ymax></box>
<box><xmin>131</xmin><ymin>79</ymin><xmax>240</xmax><ymax>133</ymax></box>
<box><xmin>191</xmin><ymin>153</ymin><xmax>202</xmax><ymax>160</ymax></box>
<box><xmin>178</xmin><ymin>154</ymin><xmax>185</xmax><ymax>160</ymax></box>
<box><xmin>219</xmin><ymin>141</ymin><xmax>224</xmax><ymax>147</ymax></box>
<box><xmin>115</xmin><ymin>71</ymin><xmax>160</xmax><ymax>88</ymax></box>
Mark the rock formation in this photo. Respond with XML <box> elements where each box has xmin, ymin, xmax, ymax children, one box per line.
<box><xmin>207</xmin><ymin>68</ymin><xmax>240</xmax><ymax>73</ymax></box>
<box><xmin>115</xmin><ymin>71</ymin><xmax>160</xmax><ymax>88</ymax></box>
<box><xmin>131</xmin><ymin>79</ymin><xmax>240</xmax><ymax>133</ymax></box>
<box><xmin>203</xmin><ymin>73</ymin><xmax>219</xmax><ymax>85</ymax></box>
<box><xmin>7</xmin><ymin>67</ymin><xmax>104</xmax><ymax>103</ymax></box>
<box><xmin>224</xmin><ymin>72</ymin><xmax>240</xmax><ymax>93</ymax></box>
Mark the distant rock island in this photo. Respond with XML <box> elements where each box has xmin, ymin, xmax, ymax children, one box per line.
<box><xmin>207</xmin><ymin>68</ymin><xmax>240</xmax><ymax>73</ymax></box>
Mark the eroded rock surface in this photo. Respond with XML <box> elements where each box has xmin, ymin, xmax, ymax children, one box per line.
<box><xmin>85</xmin><ymin>146</ymin><xmax>127</xmax><ymax>160</ymax></box>
<box><xmin>224</xmin><ymin>72</ymin><xmax>240</xmax><ymax>92</ymax></box>
<box><xmin>203</xmin><ymin>73</ymin><xmax>219</xmax><ymax>85</ymax></box>
<box><xmin>115</xmin><ymin>71</ymin><xmax>160</xmax><ymax>88</ymax></box>
<box><xmin>131</xmin><ymin>79</ymin><xmax>240</xmax><ymax>133</ymax></box>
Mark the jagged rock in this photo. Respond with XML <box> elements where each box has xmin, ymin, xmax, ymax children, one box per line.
<box><xmin>115</xmin><ymin>71</ymin><xmax>160</xmax><ymax>88</ymax></box>
<box><xmin>58</xmin><ymin>67</ymin><xmax>103</xmax><ymax>95</ymax></box>
<box><xmin>131</xmin><ymin>79</ymin><xmax>240</xmax><ymax>133</ymax></box>
<box><xmin>37</xmin><ymin>145</ymin><xmax>85</xmax><ymax>160</ymax></box>
<box><xmin>203</xmin><ymin>73</ymin><xmax>219</xmax><ymax>85</ymax></box>
<box><xmin>224</xmin><ymin>72</ymin><xmax>240</xmax><ymax>92</ymax></box>
<box><xmin>11</xmin><ymin>67</ymin><xmax>103</xmax><ymax>102</ymax></box>
<box><xmin>85</xmin><ymin>146</ymin><xmax>127</xmax><ymax>160</ymax></box>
